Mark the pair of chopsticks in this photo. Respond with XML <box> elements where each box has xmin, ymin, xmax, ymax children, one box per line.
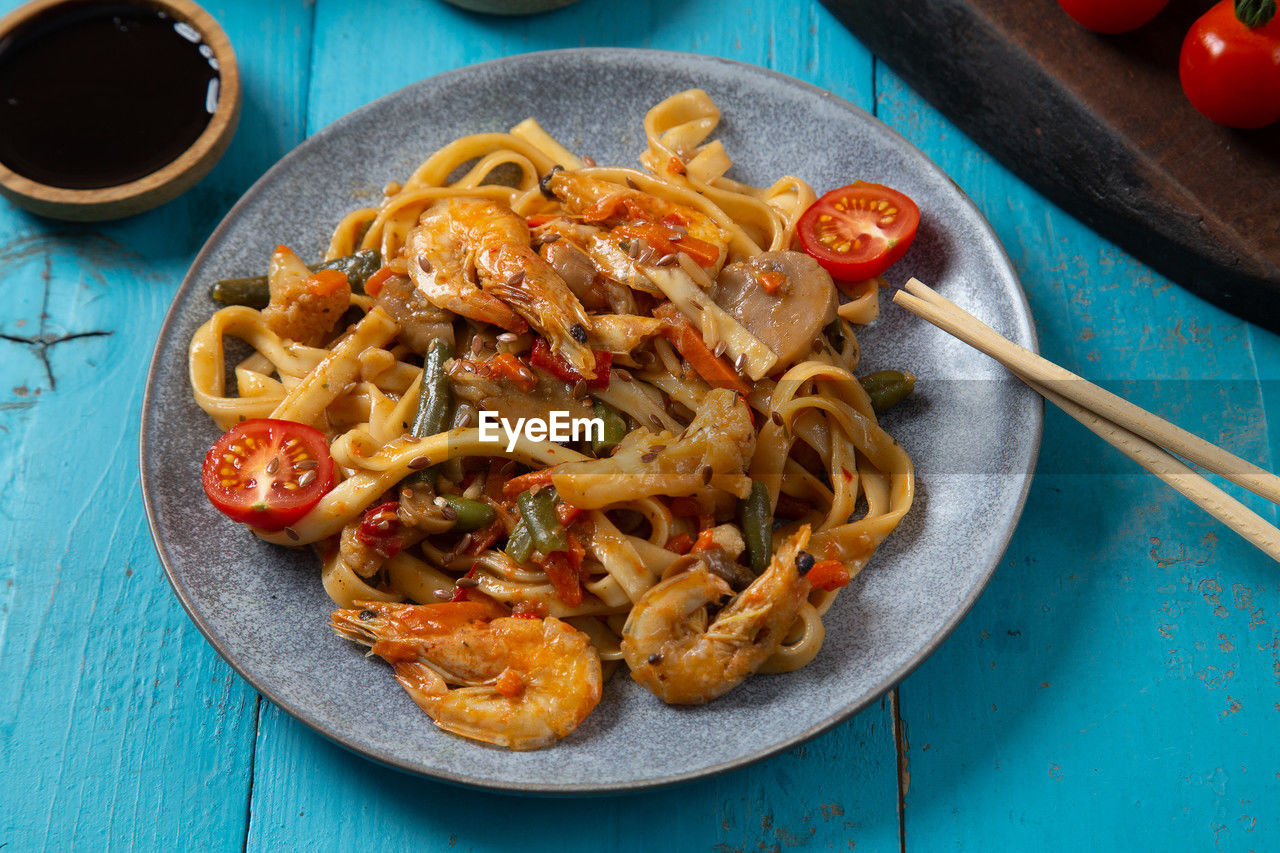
<box><xmin>892</xmin><ymin>278</ymin><xmax>1280</xmax><ymax>562</ymax></box>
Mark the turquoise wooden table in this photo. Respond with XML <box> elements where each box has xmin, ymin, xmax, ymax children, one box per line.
<box><xmin>2</xmin><ymin>0</ymin><xmax>1277</xmax><ymax>849</ymax></box>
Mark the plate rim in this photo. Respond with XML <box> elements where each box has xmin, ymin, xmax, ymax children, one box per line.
<box><xmin>140</xmin><ymin>46</ymin><xmax>1043</xmax><ymax>795</ymax></box>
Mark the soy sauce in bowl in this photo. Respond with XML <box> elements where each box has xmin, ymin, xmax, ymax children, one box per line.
<box><xmin>0</xmin><ymin>2</ymin><xmax>220</xmax><ymax>190</ymax></box>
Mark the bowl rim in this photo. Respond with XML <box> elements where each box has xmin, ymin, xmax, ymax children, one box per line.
<box><xmin>0</xmin><ymin>0</ymin><xmax>241</xmax><ymax>220</ymax></box>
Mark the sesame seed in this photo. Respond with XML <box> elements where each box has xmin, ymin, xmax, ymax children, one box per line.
<box><xmin>408</xmin><ymin>455</ymin><xmax>431</xmax><ymax>469</ymax></box>
<box><xmin>657</xmin><ymin>253</ymin><xmax>677</xmax><ymax>266</ymax></box>
<box><xmin>506</xmin><ymin>270</ymin><xmax>525</xmax><ymax>287</ymax></box>
<box><xmin>284</xmin><ymin>527</ymin><xmax>299</xmax><ymax>541</ymax></box>
<box><xmin>617</xmin><ymin>369</ymin><xmax>633</xmax><ymax>382</ymax></box>
<box><xmin>418</xmin><ymin>255</ymin><xmax>433</xmax><ymax>274</ymax></box>
<box><xmin>441</xmin><ymin>505</ymin><xmax>458</xmax><ymax>521</ymax></box>
<box><xmin>456</xmin><ymin>576</ymin><xmax>479</xmax><ymax>588</ymax></box>
<box><xmin>640</xmin><ymin>450</ymin><xmax>659</xmax><ymax>463</ymax></box>
<box><xmin>297</xmin><ymin>470</ymin><xmax>316</xmax><ymax>488</ymax></box>
<box><xmin>295</xmin><ymin>459</ymin><xmax>318</xmax><ymax>470</ymax></box>
<box><xmin>771</xmin><ymin>411</ymin><xmax>783</xmax><ymax>427</ymax></box>
<box><xmin>625</xmin><ymin>177</ymin><xmax>640</xmax><ymax>189</ymax></box>
<box><xmin>571</xmin><ymin>379</ymin><xmax>587</xmax><ymax>398</ymax></box>
<box><xmin>497</xmin><ymin>332</ymin><xmax>518</xmax><ymax>342</ymax></box>
<box><xmin>627</xmin><ymin>240</ymin><xmax>640</xmax><ymax>259</ymax></box>
<box><xmin>712</xmin><ymin>340</ymin><xmax>727</xmax><ymax>358</ymax></box>
<box><xmin>470</xmin><ymin>335</ymin><xmax>484</xmax><ymax>356</ymax></box>
<box><xmin>540</xmin><ymin>233</ymin><xmax>561</xmax><ymax>244</ymax></box>
<box><xmin>457</xmin><ymin>411</ymin><xmax>473</xmax><ymax>428</ymax></box>
<box><xmin>700</xmin><ymin>465</ymin><xmax>712</xmax><ymax>485</ymax></box>
<box><xmin>264</xmin><ymin>457</ymin><xmax>279</xmax><ymax>475</ymax></box>
<box><xmin>734</xmin><ymin>353</ymin><xmax>747</xmax><ymax>372</ymax></box>
<box><xmin>649</xmin><ymin>414</ymin><xmax>663</xmax><ymax>430</ymax></box>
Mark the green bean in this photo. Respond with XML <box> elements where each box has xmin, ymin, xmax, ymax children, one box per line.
<box><xmin>209</xmin><ymin>277</ymin><xmax>271</xmax><ymax>309</ymax></box>
<box><xmin>517</xmin><ymin>488</ymin><xmax>568</xmax><ymax>554</ymax></box>
<box><xmin>208</xmin><ymin>249</ymin><xmax>383</xmax><ymax>306</ymax></box>
<box><xmin>440</xmin><ymin>495</ymin><xmax>495</xmax><ymax>532</ymax></box>
<box><xmin>824</xmin><ymin>317</ymin><xmax>844</xmax><ymax>349</ymax></box>
<box><xmin>858</xmin><ymin>369</ymin><xmax>916</xmax><ymax>413</ymax></box>
<box><xmin>411</xmin><ymin>338</ymin><xmax>454</xmax><ymax>439</ymax></box>
<box><xmin>505</xmin><ymin>520</ymin><xmax>534</xmax><ymax>564</ymax></box>
<box><xmin>739</xmin><ymin>480</ymin><xmax>772</xmax><ymax>574</ymax></box>
<box><xmin>591</xmin><ymin>400</ymin><xmax>627</xmax><ymax>456</ymax></box>
<box><xmin>315</xmin><ymin>249</ymin><xmax>381</xmax><ymax>290</ymax></box>
<box><xmin>401</xmin><ymin>338</ymin><xmax>454</xmax><ymax>489</ymax></box>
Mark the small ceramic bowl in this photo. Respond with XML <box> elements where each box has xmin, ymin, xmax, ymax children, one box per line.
<box><xmin>0</xmin><ymin>0</ymin><xmax>240</xmax><ymax>221</ymax></box>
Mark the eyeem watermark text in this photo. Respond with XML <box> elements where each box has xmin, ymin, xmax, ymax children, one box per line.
<box><xmin>477</xmin><ymin>410</ymin><xmax>603</xmax><ymax>452</ymax></box>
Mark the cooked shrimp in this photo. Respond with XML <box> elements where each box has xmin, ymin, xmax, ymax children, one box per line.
<box><xmin>408</xmin><ymin>198</ymin><xmax>598</xmax><ymax>378</ymax></box>
<box><xmin>620</xmin><ymin>526</ymin><xmax>812</xmax><ymax>705</ymax></box>
<box><xmin>544</xmin><ymin>170</ymin><xmax>730</xmax><ymax>271</ymax></box>
<box><xmin>331</xmin><ymin>600</ymin><xmax>602</xmax><ymax>750</ymax></box>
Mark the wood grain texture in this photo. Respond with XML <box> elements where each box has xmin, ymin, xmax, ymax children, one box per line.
<box><xmin>873</xmin><ymin>62</ymin><xmax>1280</xmax><ymax>850</ymax></box>
<box><xmin>3</xmin><ymin>0</ymin><xmax>1278</xmax><ymax>850</ymax></box>
<box><xmin>820</xmin><ymin>0</ymin><xmax>1280</xmax><ymax>333</ymax></box>
<box><xmin>0</xmin><ymin>1</ymin><xmax>313</xmax><ymax>848</ymax></box>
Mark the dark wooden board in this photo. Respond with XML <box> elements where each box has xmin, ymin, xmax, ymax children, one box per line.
<box><xmin>822</xmin><ymin>0</ymin><xmax>1280</xmax><ymax>332</ymax></box>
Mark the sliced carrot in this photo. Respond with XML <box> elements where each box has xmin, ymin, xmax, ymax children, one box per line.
<box><xmin>806</xmin><ymin>559</ymin><xmax>850</xmax><ymax>591</ymax></box>
<box><xmin>690</xmin><ymin>528</ymin><xmax>718</xmax><ymax>553</ymax></box>
<box><xmin>664</xmin><ymin>533</ymin><xmax>693</xmax><ymax>555</ymax></box>
<box><xmin>363</xmin><ymin>266</ymin><xmax>396</xmax><ymax>298</ymax></box>
<box><xmin>653</xmin><ymin>302</ymin><xmax>750</xmax><ymax>395</ymax></box>
<box><xmin>757</xmin><ymin>271</ymin><xmax>786</xmax><ymax>295</ymax></box>
<box><xmin>673</xmin><ymin>235</ymin><xmax>720</xmax><ymax>267</ymax></box>
<box><xmin>307</xmin><ymin>269</ymin><xmax>349</xmax><ymax>297</ymax></box>
<box><xmin>502</xmin><ymin>468</ymin><xmax>556</xmax><ymax>498</ymax></box>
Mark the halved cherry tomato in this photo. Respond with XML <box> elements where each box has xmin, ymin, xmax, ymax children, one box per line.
<box><xmin>1179</xmin><ymin>0</ymin><xmax>1280</xmax><ymax>129</ymax></box>
<box><xmin>200</xmin><ymin>418</ymin><xmax>334</xmax><ymax>531</ymax></box>
<box><xmin>796</xmin><ymin>182</ymin><xmax>920</xmax><ymax>281</ymax></box>
<box><xmin>1055</xmin><ymin>0</ymin><xmax>1169</xmax><ymax>33</ymax></box>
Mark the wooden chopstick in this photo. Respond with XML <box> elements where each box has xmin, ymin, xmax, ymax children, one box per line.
<box><xmin>894</xmin><ymin>278</ymin><xmax>1280</xmax><ymax>504</ymax></box>
<box><xmin>892</xmin><ymin>278</ymin><xmax>1280</xmax><ymax>562</ymax></box>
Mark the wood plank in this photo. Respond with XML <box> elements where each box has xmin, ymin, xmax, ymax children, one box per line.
<box><xmin>0</xmin><ymin>1</ymin><xmax>314</xmax><ymax>848</ymax></box>
<box><xmin>245</xmin><ymin>696</ymin><xmax>902</xmax><ymax>852</ymax></box>
<box><xmin>873</xmin><ymin>61</ymin><xmax>1280</xmax><ymax>850</ymax></box>
<box><xmin>820</xmin><ymin>0</ymin><xmax>1280</xmax><ymax>334</ymax></box>
<box><xmin>241</xmin><ymin>2</ymin><xmax>901</xmax><ymax>848</ymax></box>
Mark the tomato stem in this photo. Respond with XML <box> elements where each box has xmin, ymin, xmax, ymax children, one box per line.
<box><xmin>1235</xmin><ymin>0</ymin><xmax>1276</xmax><ymax>28</ymax></box>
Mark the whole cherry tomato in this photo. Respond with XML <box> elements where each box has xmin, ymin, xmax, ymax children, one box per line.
<box><xmin>1179</xmin><ymin>0</ymin><xmax>1280</xmax><ymax>129</ymax></box>
<box><xmin>1055</xmin><ymin>0</ymin><xmax>1170</xmax><ymax>33</ymax></box>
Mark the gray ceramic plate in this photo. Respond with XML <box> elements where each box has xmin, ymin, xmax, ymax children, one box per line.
<box><xmin>141</xmin><ymin>49</ymin><xmax>1041</xmax><ymax>794</ymax></box>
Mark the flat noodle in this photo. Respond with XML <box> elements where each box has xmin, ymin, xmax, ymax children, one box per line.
<box><xmin>188</xmin><ymin>89</ymin><xmax>915</xmax><ymax>746</ymax></box>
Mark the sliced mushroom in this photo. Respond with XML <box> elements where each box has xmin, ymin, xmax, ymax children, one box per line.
<box><xmin>373</xmin><ymin>273</ymin><xmax>455</xmax><ymax>354</ymax></box>
<box><xmin>541</xmin><ymin>239</ymin><xmax>596</xmax><ymax>298</ymax></box>
<box><xmin>708</xmin><ymin>250</ymin><xmax>838</xmax><ymax>367</ymax></box>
